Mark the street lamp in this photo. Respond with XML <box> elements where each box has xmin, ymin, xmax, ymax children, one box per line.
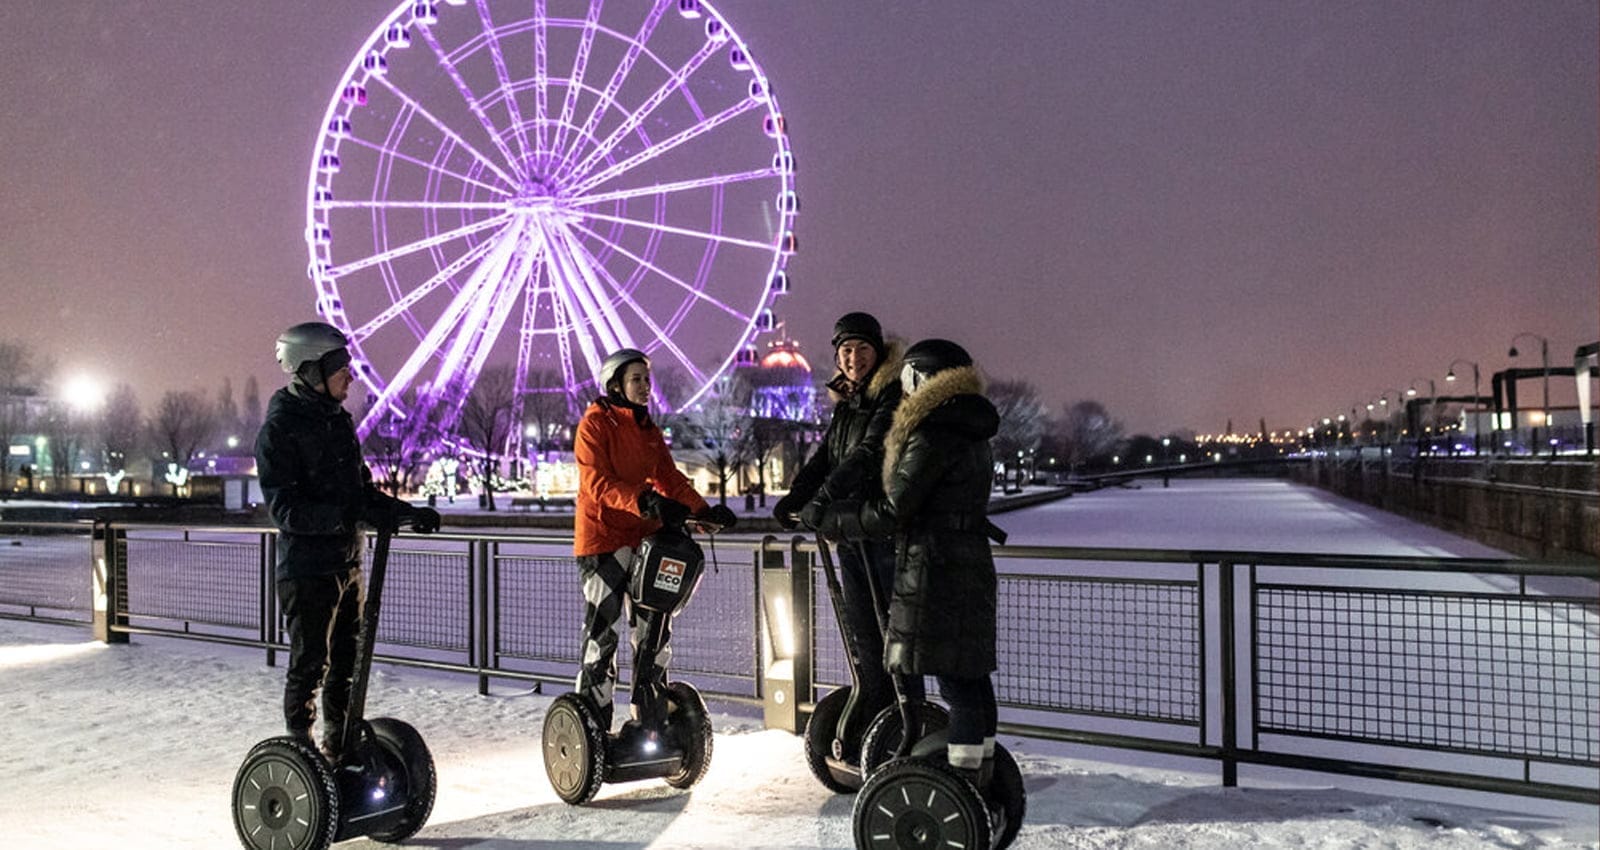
<box><xmin>1370</xmin><ymin>388</ymin><xmax>1403</xmax><ymax>449</ymax></box>
<box><xmin>1508</xmin><ymin>333</ymin><xmax>1552</xmax><ymax>456</ymax></box>
<box><xmin>1444</xmin><ymin>359</ymin><xmax>1482</xmax><ymax>454</ymax></box>
<box><xmin>1406</xmin><ymin>378</ymin><xmax>1438</xmax><ymax>455</ymax></box>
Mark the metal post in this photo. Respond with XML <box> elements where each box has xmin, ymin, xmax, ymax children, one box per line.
<box><xmin>1218</xmin><ymin>559</ymin><xmax>1237</xmax><ymax>787</ymax></box>
<box><xmin>758</xmin><ymin>537</ymin><xmax>812</xmax><ymax>733</ymax></box>
<box><xmin>262</xmin><ymin>530</ymin><xmax>277</xmax><ymax>666</ymax></box>
<box><xmin>476</xmin><ymin>538</ymin><xmax>491</xmax><ymax>696</ymax></box>
<box><xmin>91</xmin><ymin>521</ymin><xmax>129</xmax><ymax>644</ymax></box>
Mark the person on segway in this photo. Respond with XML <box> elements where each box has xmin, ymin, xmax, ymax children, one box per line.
<box><xmin>815</xmin><ymin>338</ymin><xmax>1006</xmax><ymax>788</ymax></box>
<box><xmin>573</xmin><ymin>348</ymin><xmax>737</xmax><ymax>736</ymax></box>
<box><xmin>776</xmin><ymin>313</ymin><xmax>919</xmax><ymax>746</ymax></box>
<box><xmin>255</xmin><ymin>321</ymin><xmax>442</xmax><ymax>763</ymax></box>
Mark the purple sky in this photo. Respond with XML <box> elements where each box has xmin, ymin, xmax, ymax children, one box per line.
<box><xmin>1</xmin><ymin>1</ymin><xmax>1594</xmax><ymax>435</ymax></box>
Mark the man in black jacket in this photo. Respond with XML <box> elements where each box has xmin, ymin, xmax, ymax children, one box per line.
<box><xmin>773</xmin><ymin>311</ymin><xmax>914</xmax><ymax>746</ymax></box>
<box><xmin>818</xmin><ymin>338</ymin><xmax>1004</xmax><ymax>783</ymax></box>
<box><xmin>255</xmin><ymin>321</ymin><xmax>440</xmax><ymax>759</ymax></box>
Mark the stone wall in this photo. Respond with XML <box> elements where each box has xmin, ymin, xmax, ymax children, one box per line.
<box><xmin>1293</xmin><ymin>457</ymin><xmax>1598</xmax><ymax>562</ymax></box>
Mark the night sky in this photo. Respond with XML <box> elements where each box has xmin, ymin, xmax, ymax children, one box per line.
<box><xmin>1</xmin><ymin>1</ymin><xmax>1594</xmax><ymax>435</ymax></box>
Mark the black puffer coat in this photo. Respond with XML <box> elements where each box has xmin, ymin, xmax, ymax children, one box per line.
<box><xmin>785</xmin><ymin>342</ymin><xmax>903</xmax><ymax>507</ymax></box>
<box><xmin>255</xmin><ymin>386</ymin><xmax>410</xmax><ymax>580</ymax></box>
<box><xmin>820</xmin><ymin>366</ymin><xmax>999</xmax><ymax>678</ymax></box>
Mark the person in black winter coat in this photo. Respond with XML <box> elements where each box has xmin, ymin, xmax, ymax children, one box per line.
<box><xmin>817</xmin><ymin>338</ymin><xmax>1004</xmax><ymax>780</ymax></box>
<box><xmin>255</xmin><ymin>321</ymin><xmax>441</xmax><ymax>759</ymax></box>
<box><xmin>772</xmin><ymin>312</ymin><xmax>914</xmax><ymax>743</ymax></box>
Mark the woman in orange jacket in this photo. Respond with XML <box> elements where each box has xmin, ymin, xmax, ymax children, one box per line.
<box><xmin>573</xmin><ymin>348</ymin><xmax>736</xmax><ymax>730</ymax></box>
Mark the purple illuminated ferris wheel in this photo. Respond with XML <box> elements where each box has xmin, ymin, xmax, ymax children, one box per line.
<box><xmin>306</xmin><ymin>0</ymin><xmax>797</xmax><ymax>449</ymax></box>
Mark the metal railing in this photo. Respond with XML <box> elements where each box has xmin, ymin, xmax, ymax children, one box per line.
<box><xmin>1</xmin><ymin>521</ymin><xmax>1594</xmax><ymax>803</ymax></box>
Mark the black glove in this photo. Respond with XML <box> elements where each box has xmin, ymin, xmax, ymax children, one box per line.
<box><xmin>817</xmin><ymin>500</ymin><xmax>864</xmax><ymax>542</ymax></box>
<box><xmin>638</xmin><ymin>489</ymin><xmax>691</xmax><ymax>529</ymax></box>
<box><xmin>697</xmin><ymin>503</ymin><xmax>737</xmax><ymax>531</ymax></box>
<box><xmin>797</xmin><ymin>498</ymin><xmax>828</xmax><ymax>531</ymax></box>
<box><xmin>771</xmin><ymin>492</ymin><xmax>804</xmax><ymax>530</ymax></box>
<box><xmin>364</xmin><ymin>501</ymin><xmax>403</xmax><ymax>532</ymax></box>
<box><xmin>410</xmin><ymin>507</ymin><xmax>441</xmax><ymax>534</ymax></box>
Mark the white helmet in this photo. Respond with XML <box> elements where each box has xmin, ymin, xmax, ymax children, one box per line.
<box><xmin>275</xmin><ymin>322</ymin><xmax>349</xmax><ymax>374</ymax></box>
<box><xmin>599</xmin><ymin>348</ymin><xmax>649</xmax><ymax>394</ymax></box>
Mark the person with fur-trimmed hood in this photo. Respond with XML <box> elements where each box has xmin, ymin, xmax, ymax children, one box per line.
<box><xmin>816</xmin><ymin>338</ymin><xmax>1006</xmax><ymax>784</ymax></box>
<box><xmin>773</xmin><ymin>311</ymin><xmax>913</xmax><ymax>742</ymax></box>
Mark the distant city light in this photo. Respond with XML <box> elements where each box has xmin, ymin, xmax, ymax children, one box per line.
<box><xmin>62</xmin><ymin>375</ymin><xmax>105</xmax><ymax>412</ymax></box>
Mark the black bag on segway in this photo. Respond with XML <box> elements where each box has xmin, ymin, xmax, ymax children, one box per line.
<box><xmin>627</xmin><ymin>528</ymin><xmax>706</xmax><ymax>615</ymax></box>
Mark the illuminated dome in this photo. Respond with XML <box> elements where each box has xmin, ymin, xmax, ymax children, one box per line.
<box><xmin>739</xmin><ymin>335</ymin><xmax>816</xmax><ymax>421</ymax></box>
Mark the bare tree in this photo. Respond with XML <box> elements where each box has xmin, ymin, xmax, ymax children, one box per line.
<box><xmin>0</xmin><ymin>341</ymin><xmax>52</xmax><ymax>491</ymax></box>
<box><xmin>1057</xmin><ymin>400</ymin><xmax>1124</xmax><ymax>473</ymax></box>
<box><xmin>241</xmin><ymin>375</ymin><xmax>264</xmax><ymax>440</ymax></box>
<box><xmin>670</xmin><ymin>376</ymin><xmax>753</xmax><ymax>506</ymax></box>
<box><xmin>458</xmin><ymin>365</ymin><xmax>518</xmax><ymax>511</ymax></box>
<box><xmin>988</xmin><ymin>379</ymin><xmax>1049</xmax><ymax>486</ymax></box>
<box><xmin>363</xmin><ymin>406</ymin><xmax>430</xmax><ymax>497</ymax></box>
<box><xmin>149</xmin><ymin>390</ymin><xmax>218</xmax><ymax>495</ymax></box>
<box><xmin>216</xmin><ymin>378</ymin><xmax>241</xmax><ymax>448</ymax></box>
<box><xmin>521</xmin><ymin>369</ymin><xmax>576</xmax><ymax>454</ymax></box>
<box><xmin>98</xmin><ymin>383</ymin><xmax>142</xmax><ymax>493</ymax></box>
<box><xmin>38</xmin><ymin>401</ymin><xmax>89</xmax><ymax>491</ymax></box>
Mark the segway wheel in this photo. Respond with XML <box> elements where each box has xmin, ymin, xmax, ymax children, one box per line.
<box><xmin>365</xmin><ymin>717</ymin><xmax>436</xmax><ymax>843</ymax></box>
<box><xmin>664</xmin><ymin>681</ymin><xmax>714</xmax><ymax>789</ymax></box>
<box><xmin>990</xmin><ymin>745</ymin><xmax>1027</xmax><ymax>850</ymax></box>
<box><xmin>853</xmin><ymin>757</ymin><xmax>992</xmax><ymax>850</ymax></box>
<box><xmin>803</xmin><ymin>686</ymin><xmax>860</xmax><ymax>794</ymax></box>
<box><xmin>232</xmin><ymin>736</ymin><xmax>339</xmax><ymax>850</ymax></box>
<box><xmin>544</xmin><ymin>693</ymin><xmax>608</xmax><ymax>804</ymax></box>
<box><xmin>858</xmin><ymin>701</ymin><xmax>951</xmax><ymax>778</ymax></box>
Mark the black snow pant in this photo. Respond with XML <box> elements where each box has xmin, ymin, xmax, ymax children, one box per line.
<box><xmin>277</xmin><ymin>566</ymin><xmax>363</xmax><ymax>741</ymax></box>
<box><xmin>837</xmin><ymin>538</ymin><xmax>922</xmax><ymax>745</ymax></box>
<box><xmin>576</xmin><ymin>550</ymin><xmax>672</xmax><ymax>731</ymax></box>
<box><xmin>937</xmin><ymin>674</ymin><xmax>998</xmax><ymax>769</ymax></box>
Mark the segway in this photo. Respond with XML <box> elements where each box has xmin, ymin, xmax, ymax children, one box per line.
<box><xmin>805</xmin><ymin>537</ymin><xmax>1025</xmax><ymax>850</ymax></box>
<box><xmin>803</xmin><ymin>532</ymin><xmax>949</xmax><ymax>794</ymax></box>
<box><xmin>232</xmin><ymin>521</ymin><xmax>436</xmax><ymax>850</ymax></box>
<box><xmin>543</xmin><ymin>519</ymin><xmax>723</xmax><ymax>804</ymax></box>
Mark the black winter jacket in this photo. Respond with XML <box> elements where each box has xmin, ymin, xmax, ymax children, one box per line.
<box><xmin>819</xmin><ymin>366</ymin><xmax>999</xmax><ymax>678</ymax></box>
<box><xmin>256</xmin><ymin>386</ymin><xmax>410</xmax><ymax>580</ymax></box>
<box><xmin>786</xmin><ymin>342</ymin><xmax>903</xmax><ymax>508</ymax></box>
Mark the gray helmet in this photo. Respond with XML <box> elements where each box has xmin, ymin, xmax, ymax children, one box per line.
<box><xmin>598</xmin><ymin>348</ymin><xmax>649</xmax><ymax>393</ymax></box>
<box><xmin>275</xmin><ymin>322</ymin><xmax>349</xmax><ymax>374</ymax></box>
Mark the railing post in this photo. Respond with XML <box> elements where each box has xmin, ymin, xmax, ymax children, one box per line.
<box><xmin>262</xmin><ymin>531</ymin><xmax>278</xmax><ymax>666</ymax></box>
<box><xmin>476</xmin><ymin>537</ymin><xmax>492</xmax><ymax>696</ymax></box>
<box><xmin>91</xmin><ymin>520</ymin><xmax>129</xmax><ymax>644</ymax></box>
<box><xmin>1218</xmin><ymin>559</ymin><xmax>1238</xmax><ymax>787</ymax></box>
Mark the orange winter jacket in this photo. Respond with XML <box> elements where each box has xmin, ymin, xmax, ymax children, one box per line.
<box><xmin>574</xmin><ymin>399</ymin><xmax>708</xmax><ymax>556</ymax></box>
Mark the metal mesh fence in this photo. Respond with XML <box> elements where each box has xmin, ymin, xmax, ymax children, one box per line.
<box><xmin>368</xmin><ymin>545</ymin><xmax>469</xmax><ymax>652</ymax></box>
<box><xmin>1257</xmin><ymin>585</ymin><xmax>1600</xmax><ymax>763</ymax></box>
<box><xmin>0</xmin><ymin>525</ymin><xmax>92</xmax><ymax>619</ymax></box>
<box><xmin>124</xmin><ymin>537</ymin><xmax>258</xmax><ymax>629</ymax></box>
<box><xmin>999</xmin><ymin>575</ymin><xmax>1201</xmax><ymax>723</ymax></box>
<box><xmin>497</xmin><ymin>553</ymin><xmax>586</xmax><ymax>664</ymax></box>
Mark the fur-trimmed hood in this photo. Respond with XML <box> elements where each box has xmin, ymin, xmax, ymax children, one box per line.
<box><xmin>882</xmin><ymin>365</ymin><xmax>997</xmax><ymax>482</ymax></box>
<box><xmin>825</xmin><ymin>340</ymin><xmax>904</xmax><ymax>403</ymax></box>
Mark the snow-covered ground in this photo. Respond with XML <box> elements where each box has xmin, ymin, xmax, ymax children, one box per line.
<box><xmin>2</xmin><ymin>479</ymin><xmax>1595</xmax><ymax>848</ymax></box>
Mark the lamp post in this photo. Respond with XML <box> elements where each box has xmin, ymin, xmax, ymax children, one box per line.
<box><xmin>1444</xmin><ymin>359</ymin><xmax>1482</xmax><ymax>455</ymax></box>
<box><xmin>1509</xmin><ymin>333</ymin><xmax>1552</xmax><ymax>456</ymax></box>
<box><xmin>1406</xmin><ymin>378</ymin><xmax>1437</xmax><ymax>456</ymax></box>
<box><xmin>1371</xmin><ymin>388</ymin><xmax>1403</xmax><ymax>450</ymax></box>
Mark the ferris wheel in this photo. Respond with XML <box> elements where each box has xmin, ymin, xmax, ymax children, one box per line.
<box><xmin>305</xmin><ymin>0</ymin><xmax>797</xmax><ymax>451</ymax></box>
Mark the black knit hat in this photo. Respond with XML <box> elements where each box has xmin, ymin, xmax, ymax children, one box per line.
<box><xmin>830</xmin><ymin>311</ymin><xmax>885</xmax><ymax>357</ymax></box>
<box><xmin>902</xmin><ymin>338</ymin><xmax>972</xmax><ymax>379</ymax></box>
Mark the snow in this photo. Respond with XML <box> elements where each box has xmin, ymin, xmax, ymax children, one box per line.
<box><xmin>2</xmin><ymin>479</ymin><xmax>1596</xmax><ymax>848</ymax></box>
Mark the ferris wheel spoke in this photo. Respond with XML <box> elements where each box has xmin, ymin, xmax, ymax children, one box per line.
<box><xmin>533</xmin><ymin>0</ymin><xmax>552</xmax><ymax>155</ymax></box>
<box><xmin>349</xmin><ymin>235</ymin><xmax>505</xmax><ymax>344</ymax></box>
<box><xmin>416</xmin><ymin>24</ymin><xmax>527</xmax><ymax>182</ymax></box>
<box><xmin>329</xmin><ymin>211</ymin><xmax>512</xmax><ymax>278</ymax></box>
<box><xmin>540</xmin><ymin>237</ymin><xmax>608</xmax><ymax>386</ymax></box>
<box><xmin>566</xmin><ymin>96</ymin><xmax>760</xmax><ymax>197</ymax></box>
<box><xmin>363</xmin><ymin>226</ymin><xmax>526</xmax><ymax>429</ymax></box>
<box><xmin>472</xmin><ymin>0</ymin><xmax>535</xmax><ymax>169</ymax></box>
<box><xmin>341</xmin><ymin>134</ymin><xmax>514</xmax><ymax>197</ymax></box>
<box><xmin>537</xmin><ymin>219</ymin><xmax>634</xmax><ymax>355</ymax></box>
<box><xmin>548</xmin><ymin>0</ymin><xmax>604</xmax><ymax>163</ymax></box>
<box><xmin>320</xmin><ymin>200</ymin><xmax>508</xmax><ymax>212</ymax></box>
<box><xmin>562</xmin><ymin>1</ymin><xmax>668</xmax><ymax>171</ymax></box>
<box><xmin>570</xmin><ymin>219</ymin><xmax>752</xmax><ymax>322</ymax></box>
<box><xmin>430</xmin><ymin>230</ymin><xmax>540</xmax><ymax>417</ymax></box>
<box><xmin>367</xmin><ymin>73</ymin><xmax>522</xmax><ymax>189</ymax></box>
<box><xmin>577</xmin><ymin>208</ymin><xmax>774</xmax><ymax>252</ymax></box>
<box><xmin>541</xmin><ymin>273</ymin><xmax>585</xmax><ymax>393</ymax></box>
<box><xmin>560</xmin><ymin>227</ymin><xmax>709</xmax><ymax>386</ymax></box>
<box><xmin>558</xmin><ymin>36</ymin><xmax>720</xmax><ymax>185</ymax></box>
<box><xmin>569</xmin><ymin>166</ymin><xmax>779</xmax><ymax>207</ymax></box>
